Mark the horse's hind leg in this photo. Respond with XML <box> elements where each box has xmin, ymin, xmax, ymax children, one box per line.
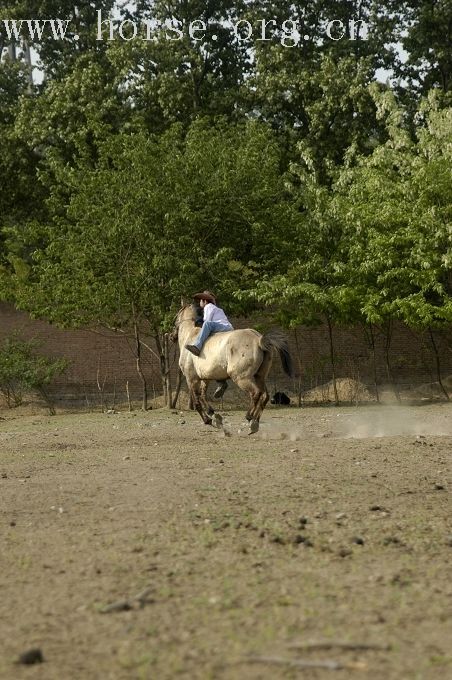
<box><xmin>189</xmin><ymin>379</ymin><xmax>212</xmax><ymax>425</ymax></box>
<box><xmin>250</xmin><ymin>352</ymin><xmax>272</xmax><ymax>424</ymax></box>
<box><xmin>234</xmin><ymin>376</ymin><xmax>262</xmax><ymax>432</ymax></box>
<box><xmin>254</xmin><ymin>384</ymin><xmax>269</xmax><ymax>421</ymax></box>
<box><xmin>240</xmin><ymin>360</ymin><xmax>271</xmax><ymax>432</ymax></box>
<box><xmin>244</xmin><ymin>390</ymin><xmax>258</xmax><ymax>421</ymax></box>
<box><xmin>246</xmin><ymin>383</ymin><xmax>269</xmax><ymax>431</ymax></box>
<box><xmin>242</xmin><ymin>380</ymin><xmax>265</xmax><ymax>421</ymax></box>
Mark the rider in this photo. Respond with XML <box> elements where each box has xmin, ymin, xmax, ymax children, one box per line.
<box><xmin>185</xmin><ymin>290</ymin><xmax>232</xmax><ymax>399</ymax></box>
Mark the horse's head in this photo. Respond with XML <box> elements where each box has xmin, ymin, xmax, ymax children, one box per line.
<box><xmin>170</xmin><ymin>304</ymin><xmax>196</xmax><ymax>343</ymax></box>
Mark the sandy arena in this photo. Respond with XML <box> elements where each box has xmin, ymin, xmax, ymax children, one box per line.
<box><xmin>1</xmin><ymin>403</ymin><xmax>451</xmax><ymax>679</ymax></box>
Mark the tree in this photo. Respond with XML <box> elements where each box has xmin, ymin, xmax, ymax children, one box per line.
<box><xmin>0</xmin><ymin>57</ymin><xmax>50</xmax><ymax>297</ymax></box>
<box><xmin>239</xmin><ymin>84</ymin><xmax>452</xmax><ymax>401</ymax></box>
<box><xmin>5</xmin><ymin>119</ymin><xmax>286</xmax><ymax>407</ymax></box>
<box><xmin>103</xmin><ymin>0</ymin><xmax>251</xmax><ymax>131</ymax></box>
<box><xmin>237</xmin><ymin>164</ymin><xmax>361</xmax><ymax>403</ymax></box>
<box><xmin>242</xmin><ymin>0</ymin><xmax>398</xmax><ymax>174</ymax></box>
<box><xmin>0</xmin><ymin>335</ymin><xmax>67</xmax><ymax>412</ymax></box>
<box><xmin>397</xmin><ymin>0</ymin><xmax>452</xmax><ymax>96</ymax></box>
<box><xmin>0</xmin><ymin>1</ymin><xmax>117</xmax><ymax>79</ymax></box>
<box><xmin>335</xmin><ymin>88</ymin><xmax>452</xmax><ymax>397</ymax></box>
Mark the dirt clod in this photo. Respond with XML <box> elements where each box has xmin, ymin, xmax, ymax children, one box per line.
<box><xmin>293</xmin><ymin>534</ymin><xmax>307</xmax><ymax>544</ymax></box>
<box><xmin>17</xmin><ymin>648</ymin><xmax>44</xmax><ymax>665</ymax></box>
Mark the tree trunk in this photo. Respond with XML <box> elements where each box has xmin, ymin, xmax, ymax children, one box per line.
<box><xmin>112</xmin><ymin>378</ymin><xmax>117</xmax><ymax>410</ymax></box>
<box><xmin>8</xmin><ymin>43</ymin><xmax>17</xmax><ymax>61</ymax></box>
<box><xmin>163</xmin><ymin>332</ymin><xmax>172</xmax><ymax>407</ymax></box>
<box><xmin>293</xmin><ymin>328</ymin><xmax>304</xmax><ymax>407</ymax></box>
<box><xmin>383</xmin><ymin>320</ymin><xmax>400</xmax><ymax>403</ymax></box>
<box><xmin>154</xmin><ymin>333</ymin><xmax>167</xmax><ymax>404</ymax></box>
<box><xmin>37</xmin><ymin>386</ymin><xmax>56</xmax><ymax>416</ymax></box>
<box><xmin>171</xmin><ymin>368</ymin><xmax>183</xmax><ymax>409</ymax></box>
<box><xmin>428</xmin><ymin>327</ymin><xmax>449</xmax><ymax>400</ymax></box>
<box><xmin>326</xmin><ymin>315</ymin><xmax>339</xmax><ymax>405</ymax></box>
<box><xmin>96</xmin><ymin>360</ymin><xmax>106</xmax><ymax>413</ymax></box>
<box><xmin>126</xmin><ymin>380</ymin><xmax>132</xmax><ymax>412</ymax></box>
<box><xmin>23</xmin><ymin>41</ymin><xmax>33</xmax><ymax>87</ymax></box>
<box><xmin>133</xmin><ymin>320</ymin><xmax>148</xmax><ymax>411</ymax></box>
<box><xmin>154</xmin><ymin>331</ymin><xmax>175</xmax><ymax>408</ymax></box>
<box><xmin>364</xmin><ymin>323</ymin><xmax>380</xmax><ymax>403</ymax></box>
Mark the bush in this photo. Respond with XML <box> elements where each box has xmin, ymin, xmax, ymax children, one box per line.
<box><xmin>0</xmin><ymin>336</ymin><xmax>68</xmax><ymax>413</ymax></box>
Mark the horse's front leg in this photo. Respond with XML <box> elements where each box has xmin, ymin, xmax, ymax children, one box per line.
<box><xmin>200</xmin><ymin>380</ymin><xmax>214</xmax><ymax>417</ymax></box>
<box><xmin>200</xmin><ymin>381</ymin><xmax>224</xmax><ymax>429</ymax></box>
<box><xmin>189</xmin><ymin>378</ymin><xmax>212</xmax><ymax>425</ymax></box>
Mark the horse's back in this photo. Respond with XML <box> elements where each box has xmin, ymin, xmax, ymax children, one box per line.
<box><xmin>191</xmin><ymin>328</ymin><xmax>265</xmax><ymax>381</ymax></box>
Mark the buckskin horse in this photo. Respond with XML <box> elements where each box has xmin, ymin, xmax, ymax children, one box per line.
<box><xmin>171</xmin><ymin>304</ymin><xmax>293</xmax><ymax>434</ymax></box>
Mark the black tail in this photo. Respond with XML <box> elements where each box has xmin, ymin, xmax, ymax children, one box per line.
<box><xmin>260</xmin><ymin>330</ymin><xmax>294</xmax><ymax>378</ymax></box>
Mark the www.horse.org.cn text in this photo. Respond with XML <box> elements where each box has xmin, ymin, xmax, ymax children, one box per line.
<box><xmin>1</xmin><ymin>13</ymin><xmax>369</xmax><ymax>47</ymax></box>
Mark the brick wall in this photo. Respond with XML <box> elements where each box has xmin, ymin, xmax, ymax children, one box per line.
<box><xmin>1</xmin><ymin>302</ymin><xmax>451</xmax><ymax>405</ymax></box>
<box><xmin>0</xmin><ymin>302</ymin><xmax>166</xmax><ymax>405</ymax></box>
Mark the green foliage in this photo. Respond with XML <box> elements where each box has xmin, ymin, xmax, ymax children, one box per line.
<box><xmin>397</xmin><ymin>0</ymin><xmax>452</xmax><ymax>96</ymax></box>
<box><xmin>120</xmin><ymin>0</ymin><xmax>251</xmax><ymax>129</ymax></box>
<box><xmin>243</xmin><ymin>0</ymin><xmax>398</xmax><ymax>172</ymax></box>
<box><xmin>0</xmin><ymin>335</ymin><xmax>67</xmax><ymax>408</ymax></box>
<box><xmin>239</xmin><ymin>88</ymin><xmax>452</xmax><ymax>337</ymax></box>
<box><xmin>336</xmin><ymin>89</ymin><xmax>452</xmax><ymax>329</ymax></box>
<box><xmin>0</xmin><ymin>61</ymin><xmax>46</xmax><ymax>230</ymax></box>
<box><xmin>7</xmin><ymin>119</ymin><xmax>285</xmax><ymax>331</ymax></box>
<box><xmin>1</xmin><ymin>0</ymin><xmax>451</xmax><ymax>396</ymax></box>
<box><xmin>0</xmin><ymin>1</ymin><xmax>117</xmax><ymax>78</ymax></box>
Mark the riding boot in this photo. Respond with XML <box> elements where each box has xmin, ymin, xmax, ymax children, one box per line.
<box><xmin>214</xmin><ymin>380</ymin><xmax>228</xmax><ymax>399</ymax></box>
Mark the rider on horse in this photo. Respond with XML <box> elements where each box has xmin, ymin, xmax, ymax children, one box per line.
<box><xmin>185</xmin><ymin>290</ymin><xmax>232</xmax><ymax>399</ymax></box>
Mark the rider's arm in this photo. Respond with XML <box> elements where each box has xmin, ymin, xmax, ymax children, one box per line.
<box><xmin>203</xmin><ymin>303</ymin><xmax>215</xmax><ymax>322</ymax></box>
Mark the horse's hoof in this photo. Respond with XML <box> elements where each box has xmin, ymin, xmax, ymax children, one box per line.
<box><xmin>205</xmin><ymin>418</ymin><xmax>212</xmax><ymax>426</ymax></box>
<box><xmin>213</xmin><ymin>413</ymin><xmax>223</xmax><ymax>429</ymax></box>
<box><xmin>248</xmin><ymin>420</ymin><xmax>259</xmax><ymax>434</ymax></box>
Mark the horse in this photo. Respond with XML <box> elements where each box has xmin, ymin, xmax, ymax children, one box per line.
<box><xmin>170</xmin><ymin>304</ymin><xmax>294</xmax><ymax>434</ymax></box>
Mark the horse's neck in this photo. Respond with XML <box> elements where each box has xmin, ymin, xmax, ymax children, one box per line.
<box><xmin>178</xmin><ymin>315</ymin><xmax>196</xmax><ymax>348</ymax></box>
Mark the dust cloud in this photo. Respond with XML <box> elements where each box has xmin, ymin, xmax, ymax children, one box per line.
<box><xmin>336</xmin><ymin>406</ymin><xmax>452</xmax><ymax>439</ymax></box>
<box><xmin>234</xmin><ymin>405</ymin><xmax>452</xmax><ymax>440</ymax></box>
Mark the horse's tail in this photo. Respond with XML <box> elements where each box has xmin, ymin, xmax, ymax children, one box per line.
<box><xmin>259</xmin><ymin>330</ymin><xmax>294</xmax><ymax>378</ymax></box>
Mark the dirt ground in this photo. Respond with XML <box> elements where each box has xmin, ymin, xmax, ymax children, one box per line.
<box><xmin>1</xmin><ymin>401</ymin><xmax>451</xmax><ymax>680</ymax></box>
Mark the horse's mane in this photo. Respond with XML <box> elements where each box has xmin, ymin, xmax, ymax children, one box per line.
<box><xmin>178</xmin><ymin>303</ymin><xmax>196</xmax><ymax>319</ymax></box>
